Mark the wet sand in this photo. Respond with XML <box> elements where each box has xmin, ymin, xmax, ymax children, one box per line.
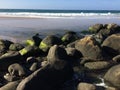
<box><xmin>0</xmin><ymin>16</ymin><xmax>120</xmax><ymax>42</ymax></box>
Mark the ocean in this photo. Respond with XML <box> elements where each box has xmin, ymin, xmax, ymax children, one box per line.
<box><xmin>0</xmin><ymin>9</ymin><xmax>120</xmax><ymax>18</ymax></box>
<box><xmin>0</xmin><ymin>9</ymin><xmax>120</xmax><ymax>42</ymax></box>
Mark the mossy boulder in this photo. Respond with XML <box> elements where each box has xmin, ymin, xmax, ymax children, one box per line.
<box><xmin>89</xmin><ymin>24</ymin><xmax>103</xmax><ymax>33</ymax></box>
<box><xmin>61</xmin><ymin>31</ymin><xmax>79</xmax><ymax>45</ymax></box>
<box><xmin>19</xmin><ymin>46</ymin><xmax>41</xmax><ymax>57</ymax></box>
<box><xmin>9</xmin><ymin>43</ymin><xmax>24</xmax><ymax>51</ymax></box>
<box><xmin>26</xmin><ymin>33</ymin><xmax>42</xmax><ymax>46</ymax></box>
<box><xmin>39</xmin><ymin>35</ymin><xmax>62</xmax><ymax>52</ymax></box>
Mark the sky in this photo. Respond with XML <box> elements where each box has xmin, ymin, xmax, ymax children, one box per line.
<box><xmin>0</xmin><ymin>0</ymin><xmax>120</xmax><ymax>10</ymax></box>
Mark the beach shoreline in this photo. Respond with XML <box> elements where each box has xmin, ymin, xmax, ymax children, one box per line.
<box><xmin>0</xmin><ymin>15</ymin><xmax>120</xmax><ymax>43</ymax></box>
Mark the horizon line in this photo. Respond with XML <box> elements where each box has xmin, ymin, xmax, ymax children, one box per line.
<box><xmin>0</xmin><ymin>8</ymin><xmax>120</xmax><ymax>11</ymax></box>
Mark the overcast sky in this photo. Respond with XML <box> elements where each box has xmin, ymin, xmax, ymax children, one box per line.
<box><xmin>0</xmin><ymin>0</ymin><xmax>119</xmax><ymax>10</ymax></box>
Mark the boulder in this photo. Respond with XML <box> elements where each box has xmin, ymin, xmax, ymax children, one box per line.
<box><xmin>65</xmin><ymin>47</ymin><xmax>82</xmax><ymax>59</ymax></box>
<box><xmin>0</xmin><ymin>81</ymin><xmax>20</xmax><ymax>90</ymax></box>
<box><xmin>0</xmin><ymin>51</ymin><xmax>23</xmax><ymax>71</ymax></box>
<box><xmin>26</xmin><ymin>33</ymin><xmax>42</xmax><ymax>46</ymax></box>
<box><xmin>98</xmin><ymin>29</ymin><xmax>113</xmax><ymax>40</ymax></box>
<box><xmin>47</xmin><ymin>45</ymin><xmax>68</xmax><ymax>64</ymax></box>
<box><xmin>112</xmin><ymin>55</ymin><xmax>120</xmax><ymax>62</ymax></box>
<box><xmin>16</xmin><ymin>45</ymin><xmax>73</xmax><ymax>90</ymax></box>
<box><xmin>0</xmin><ymin>39</ymin><xmax>13</xmax><ymax>50</ymax></box>
<box><xmin>61</xmin><ymin>31</ymin><xmax>78</xmax><ymax>45</ymax></box>
<box><xmin>9</xmin><ymin>43</ymin><xmax>24</xmax><ymax>51</ymax></box>
<box><xmin>104</xmin><ymin>64</ymin><xmax>120</xmax><ymax>88</ymax></box>
<box><xmin>67</xmin><ymin>41</ymin><xmax>76</xmax><ymax>48</ymax></box>
<box><xmin>77</xmin><ymin>82</ymin><xmax>96</xmax><ymax>90</ymax></box>
<box><xmin>4</xmin><ymin>73</ymin><xmax>20</xmax><ymax>82</ymax></box>
<box><xmin>39</xmin><ymin>35</ymin><xmax>62</xmax><ymax>52</ymax></box>
<box><xmin>0</xmin><ymin>39</ymin><xmax>13</xmax><ymax>56</ymax></box>
<box><xmin>102</xmin><ymin>34</ymin><xmax>120</xmax><ymax>57</ymax></box>
<box><xmin>89</xmin><ymin>24</ymin><xmax>103</xmax><ymax>33</ymax></box>
<box><xmin>8</xmin><ymin>63</ymin><xmax>26</xmax><ymax>77</ymax></box>
<box><xmin>105</xmin><ymin>86</ymin><xmax>119</xmax><ymax>90</ymax></box>
<box><xmin>19</xmin><ymin>46</ymin><xmax>41</xmax><ymax>57</ymax></box>
<box><xmin>0</xmin><ymin>44</ymin><xmax>6</xmax><ymax>56</ymax></box>
<box><xmin>75</xmin><ymin>36</ymin><xmax>103</xmax><ymax>60</ymax></box>
<box><xmin>84</xmin><ymin>61</ymin><xmax>111</xmax><ymax>70</ymax></box>
<box><xmin>105</xmin><ymin>23</ymin><xmax>120</xmax><ymax>33</ymax></box>
<box><xmin>98</xmin><ymin>23</ymin><xmax>120</xmax><ymax>40</ymax></box>
<box><xmin>29</xmin><ymin>62</ymin><xmax>39</xmax><ymax>72</ymax></box>
<box><xmin>41</xmin><ymin>61</ymin><xmax>48</xmax><ymax>67</ymax></box>
<box><xmin>26</xmin><ymin>57</ymin><xmax>37</xmax><ymax>64</ymax></box>
<box><xmin>92</xmin><ymin>34</ymin><xmax>104</xmax><ymax>45</ymax></box>
<box><xmin>3</xmin><ymin>63</ymin><xmax>27</xmax><ymax>82</ymax></box>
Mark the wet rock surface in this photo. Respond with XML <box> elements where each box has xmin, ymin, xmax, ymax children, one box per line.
<box><xmin>0</xmin><ymin>23</ymin><xmax>120</xmax><ymax>90</ymax></box>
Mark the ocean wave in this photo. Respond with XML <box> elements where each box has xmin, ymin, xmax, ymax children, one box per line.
<box><xmin>0</xmin><ymin>12</ymin><xmax>119</xmax><ymax>18</ymax></box>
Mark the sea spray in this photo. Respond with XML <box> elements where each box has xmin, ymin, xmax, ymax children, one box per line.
<box><xmin>95</xmin><ymin>76</ymin><xmax>108</xmax><ymax>88</ymax></box>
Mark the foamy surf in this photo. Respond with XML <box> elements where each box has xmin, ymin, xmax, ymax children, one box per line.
<box><xmin>0</xmin><ymin>12</ymin><xmax>119</xmax><ymax>18</ymax></box>
<box><xmin>95</xmin><ymin>76</ymin><xmax>108</xmax><ymax>88</ymax></box>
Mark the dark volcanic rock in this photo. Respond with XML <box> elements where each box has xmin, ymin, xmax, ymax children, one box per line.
<box><xmin>0</xmin><ymin>44</ymin><xmax>6</xmax><ymax>56</ymax></box>
<box><xmin>47</xmin><ymin>45</ymin><xmax>68</xmax><ymax>64</ymax></box>
<box><xmin>75</xmin><ymin>36</ymin><xmax>103</xmax><ymax>60</ymax></box>
<box><xmin>104</xmin><ymin>64</ymin><xmax>120</xmax><ymax>88</ymax></box>
<box><xmin>0</xmin><ymin>40</ymin><xmax>13</xmax><ymax>50</ymax></box>
<box><xmin>16</xmin><ymin>45</ymin><xmax>73</xmax><ymax>90</ymax></box>
<box><xmin>32</xmin><ymin>33</ymin><xmax>42</xmax><ymax>46</ymax></box>
<box><xmin>0</xmin><ymin>51</ymin><xmax>23</xmax><ymax>71</ymax></box>
<box><xmin>0</xmin><ymin>40</ymin><xmax>13</xmax><ymax>56</ymax></box>
<box><xmin>16</xmin><ymin>64</ymin><xmax>72</xmax><ymax>90</ymax></box>
<box><xmin>102</xmin><ymin>34</ymin><xmax>120</xmax><ymax>57</ymax></box>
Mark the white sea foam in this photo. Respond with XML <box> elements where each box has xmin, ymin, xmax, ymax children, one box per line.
<box><xmin>95</xmin><ymin>76</ymin><xmax>108</xmax><ymax>88</ymax></box>
<box><xmin>0</xmin><ymin>12</ymin><xmax>119</xmax><ymax>18</ymax></box>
